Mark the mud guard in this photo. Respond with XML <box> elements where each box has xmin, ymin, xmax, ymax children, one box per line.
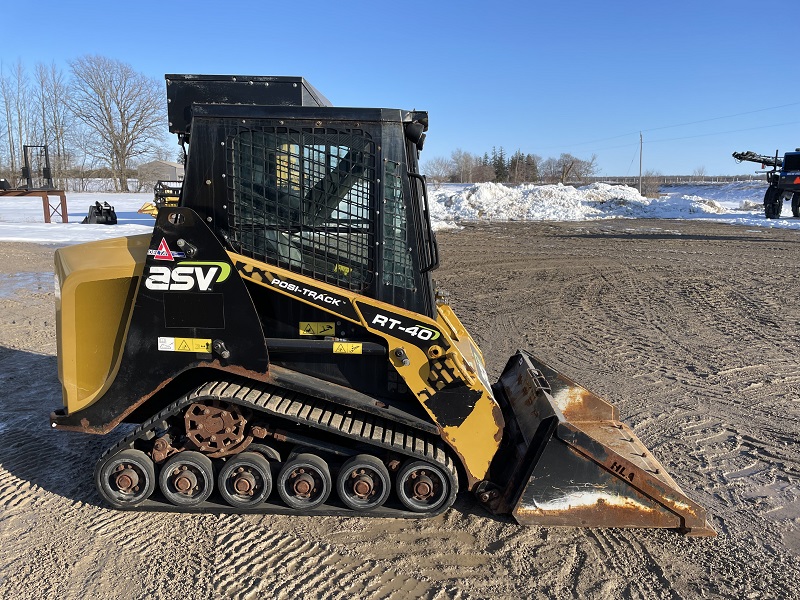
<box><xmin>493</xmin><ymin>351</ymin><xmax>715</xmax><ymax>536</ymax></box>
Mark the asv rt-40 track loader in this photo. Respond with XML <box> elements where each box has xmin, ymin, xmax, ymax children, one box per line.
<box><xmin>51</xmin><ymin>75</ymin><xmax>714</xmax><ymax>534</ymax></box>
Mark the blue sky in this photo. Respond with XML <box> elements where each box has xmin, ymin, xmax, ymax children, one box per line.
<box><xmin>3</xmin><ymin>1</ymin><xmax>799</xmax><ymax>176</ymax></box>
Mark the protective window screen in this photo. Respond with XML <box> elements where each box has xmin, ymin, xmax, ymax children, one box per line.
<box><xmin>227</xmin><ymin>126</ymin><xmax>376</xmax><ymax>291</ymax></box>
<box><xmin>383</xmin><ymin>161</ymin><xmax>415</xmax><ymax>292</ymax></box>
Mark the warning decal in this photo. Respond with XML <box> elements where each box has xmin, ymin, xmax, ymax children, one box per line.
<box><xmin>333</xmin><ymin>342</ymin><xmax>362</xmax><ymax>354</ymax></box>
<box><xmin>148</xmin><ymin>237</ymin><xmax>186</xmax><ymax>261</ymax></box>
<box><xmin>158</xmin><ymin>337</ymin><xmax>212</xmax><ymax>353</ymax></box>
<box><xmin>299</xmin><ymin>322</ymin><xmax>335</xmax><ymax>336</ymax></box>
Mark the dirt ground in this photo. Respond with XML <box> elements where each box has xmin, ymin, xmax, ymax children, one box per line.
<box><xmin>0</xmin><ymin>219</ymin><xmax>798</xmax><ymax>599</ymax></box>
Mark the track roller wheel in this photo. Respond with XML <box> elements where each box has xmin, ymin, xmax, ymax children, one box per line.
<box><xmin>96</xmin><ymin>449</ymin><xmax>156</xmax><ymax>508</ymax></box>
<box><xmin>336</xmin><ymin>454</ymin><xmax>391</xmax><ymax>511</ymax></box>
<box><xmin>395</xmin><ymin>460</ymin><xmax>452</xmax><ymax>513</ymax></box>
<box><xmin>159</xmin><ymin>451</ymin><xmax>214</xmax><ymax>507</ymax></box>
<box><xmin>277</xmin><ymin>453</ymin><xmax>331</xmax><ymax>510</ymax></box>
<box><xmin>218</xmin><ymin>451</ymin><xmax>273</xmax><ymax>508</ymax></box>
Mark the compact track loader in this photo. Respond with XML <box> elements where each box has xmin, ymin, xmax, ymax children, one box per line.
<box><xmin>51</xmin><ymin>75</ymin><xmax>714</xmax><ymax>534</ymax></box>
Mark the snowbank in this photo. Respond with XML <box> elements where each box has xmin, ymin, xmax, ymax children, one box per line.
<box><xmin>428</xmin><ymin>180</ymin><xmax>781</xmax><ymax>230</ymax></box>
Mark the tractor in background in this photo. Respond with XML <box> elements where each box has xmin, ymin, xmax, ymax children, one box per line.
<box><xmin>733</xmin><ymin>149</ymin><xmax>800</xmax><ymax>218</ymax></box>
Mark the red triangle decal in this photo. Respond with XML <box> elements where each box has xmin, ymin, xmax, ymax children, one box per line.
<box><xmin>794</xmin><ymin>177</ymin><xmax>800</xmax><ymax>184</ymax></box>
<box><xmin>154</xmin><ymin>237</ymin><xmax>174</xmax><ymax>261</ymax></box>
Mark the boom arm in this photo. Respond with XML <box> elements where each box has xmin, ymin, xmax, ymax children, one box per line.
<box><xmin>732</xmin><ymin>150</ymin><xmax>783</xmax><ymax>168</ymax></box>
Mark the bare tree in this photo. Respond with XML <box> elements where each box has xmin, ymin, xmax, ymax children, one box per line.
<box><xmin>539</xmin><ymin>157</ymin><xmax>559</xmax><ymax>183</ymax></box>
<box><xmin>35</xmin><ymin>62</ymin><xmax>73</xmax><ymax>189</ymax></box>
<box><xmin>641</xmin><ymin>169</ymin><xmax>663</xmax><ymax>198</ymax></box>
<box><xmin>540</xmin><ymin>153</ymin><xmax>597</xmax><ymax>184</ymax></box>
<box><xmin>571</xmin><ymin>153</ymin><xmax>598</xmax><ymax>181</ymax></box>
<box><xmin>68</xmin><ymin>55</ymin><xmax>165</xmax><ymax>192</ymax></box>
<box><xmin>1</xmin><ymin>60</ymin><xmax>40</xmax><ymax>184</ymax></box>
<box><xmin>450</xmin><ymin>148</ymin><xmax>478</xmax><ymax>183</ymax></box>
<box><xmin>692</xmin><ymin>165</ymin><xmax>707</xmax><ymax>182</ymax></box>
<box><xmin>472</xmin><ymin>162</ymin><xmax>495</xmax><ymax>183</ymax></box>
<box><xmin>0</xmin><ymin>70</ymin><xmax>16</xmax><ymax>180</ymax></box>
<box><xmin>13</xmin><ymin>61</ymin><xmax>41</xmax><ymax>150</ymax></box>
<box><xmin>422</xmin><ymin>156</ymin><xmax>453</xmax><ymax>185</ymax></box>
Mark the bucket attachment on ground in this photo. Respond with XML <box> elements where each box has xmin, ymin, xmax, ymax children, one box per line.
<box><xmin>492</xmin><ymin>351</ymin><xmax>715</xmax><ymax>536</ymax></box>
<box><xmin>81</xmin><ymin>201</ymin><xmax>117</xmax><ymax>225</ymax></box>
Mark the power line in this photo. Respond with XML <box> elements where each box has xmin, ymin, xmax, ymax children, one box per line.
<box><xmin>624</xmin><ymin>144</ymin><xmax>639</xmax><ymax>177</ymax></box>
<box><xmin>536</xmin><ymin>119</ymin><xmax>800</xmax><ymax>158</ymax></box>
<box><xmin>643</xmin><ymin>102</ymin><xmax>800</xmax><ymax>134</ymax></box>
<box><xmin>645</xmin><ymin>120</ymin><xmax>800</xmax><ymax>144</ymax></box>
<box><xmin>534</xmin><ymin>101</ymin><xmax>800</xmax><ymax>152</ymax></box>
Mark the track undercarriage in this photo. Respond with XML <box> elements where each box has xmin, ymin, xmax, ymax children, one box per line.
<box><xmin>95</xmin><ymin>380</ymin><xmax>459</xmax><ymax>517</ymax></box>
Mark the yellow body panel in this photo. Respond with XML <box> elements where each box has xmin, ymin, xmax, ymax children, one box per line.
<box><xmin>433</xmin><ymin>304</ymin><xmax>501</xmax><ymax>477</ymax></box>
<box><xmin>55</xmin><ymin>235</ymin><xmax>149</xmax><ymax>414</ymax></box>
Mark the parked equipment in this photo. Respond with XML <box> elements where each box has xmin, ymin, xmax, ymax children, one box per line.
<box><xmin>138</xmin><ymin>180</ymin><xmax>183</xmax><ymax>217</ymax></box>
<box><xmin>50</xmin><ymin>75</ymin><xmax>714</xmax><ymax>535</ymax></box>
<box><xmin>733</xmin><ymin>149</ymin><xmax>800</xmax><ymax>218</ymax></box>
<box><xmin>0</xmin><ymin>144</ymin><xmax>69</xmax><ymax>223</ymax></box>
<box><xmin>81</xmin><ymin>201</ymin><xmax>118</xmax><ymax>225</ymax></box>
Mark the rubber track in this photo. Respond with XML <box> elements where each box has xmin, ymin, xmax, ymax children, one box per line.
<box><xmin>96</xmin><ymin>379</ymin><xmax>458</xmax><ymax>517</ymax></box>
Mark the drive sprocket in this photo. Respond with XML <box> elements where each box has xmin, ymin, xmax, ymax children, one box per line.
<box><xmin>184</xmin><ymin>400</ymin><xmax>252</xmax><ymax>457</ymax></box>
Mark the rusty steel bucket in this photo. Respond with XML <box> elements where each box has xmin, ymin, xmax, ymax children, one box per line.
<box><xmin>491</xmin><ymin>351</ymin><xmax>716</xmax><ymax>536</ymax></box>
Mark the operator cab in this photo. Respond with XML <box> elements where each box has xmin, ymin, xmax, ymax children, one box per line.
<box><xmin>167</xmin><ymin>75</ymin><xmax>438</xmax><ymax>318</ymax></box>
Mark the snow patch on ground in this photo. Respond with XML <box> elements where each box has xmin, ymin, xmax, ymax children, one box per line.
<box><xmin>0</xmin><ymin>192</ymin><xmax>155</xmax><ymax>243</ymax></box>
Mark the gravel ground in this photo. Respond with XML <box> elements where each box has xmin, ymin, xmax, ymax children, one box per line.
<box><xmin>0</xmin><ymin>220</ymin><xmax>798</xmax><ymax>599</ymax></box>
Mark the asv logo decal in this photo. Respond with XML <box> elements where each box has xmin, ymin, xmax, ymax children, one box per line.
<box><xmin>145</xmin><ymin>261</ymin><xmax>231</xmax><ymax>291</ymax></box>
<box><xmin>371</xmin><ymin>314</ymin><xmax>440</xmax><ymax>341</ymax></box>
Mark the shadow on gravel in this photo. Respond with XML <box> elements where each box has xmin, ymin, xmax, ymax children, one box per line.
<box><xmin>450</xmin><ymin>494</ymin><xmax>518</xmax><ymax>525</ymax></box>
<box><xmin>0</xmin><ymin>346</ymin><xmax>110</xmax><ymax>508</ymax></box>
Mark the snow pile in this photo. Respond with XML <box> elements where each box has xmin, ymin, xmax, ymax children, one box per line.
<box><xmin>430</xmin><ymin>182</ymin><xmax>605</xmax><ymax>222</ymax></box>
<box><xmin>661</xmin><ymin>181</ymin><xmax>765</xmax><ymax>208</ymax></box>
<box><xmin>429</xmin><ymin>181</ymin><xmax>744</xmax><ymax>229</ymax></box>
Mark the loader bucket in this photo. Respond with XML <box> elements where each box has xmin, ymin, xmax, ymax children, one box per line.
<box><xmin>492</xmin><ymin>351</ymin><xmax>715</xmax><ymax>536</ymax></box>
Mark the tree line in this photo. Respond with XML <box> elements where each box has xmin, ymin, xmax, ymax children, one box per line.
<box><xmin>423</xmin><ymin>147</ymin><xmax>598</xmax><ymax>185</ymax></box>
<box><xmin>0</xmin><ymin>55</ymin><xmax>169</xmax><ymax>192</ymax></box>
<box><xmin>3</xmin><ymin>56</ymin><xmax>600</xmax><ymax>193</ymax></box>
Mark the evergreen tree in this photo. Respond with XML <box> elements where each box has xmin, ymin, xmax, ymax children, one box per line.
<box><xmin>491</xmin><ymin>146</ymin><xmax>509</xmax><ymax>182</ymax></box>
<box><xmin>525</xmin><ymin>153</ymin><xmax>540</xmax><ymax>182</ymax></box>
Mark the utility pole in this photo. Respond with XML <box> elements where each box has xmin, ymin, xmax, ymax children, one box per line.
<box><xmin>639</xmin><ymin>132</ymin><xmax>643</xmax><ymax>195</ymax></box>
